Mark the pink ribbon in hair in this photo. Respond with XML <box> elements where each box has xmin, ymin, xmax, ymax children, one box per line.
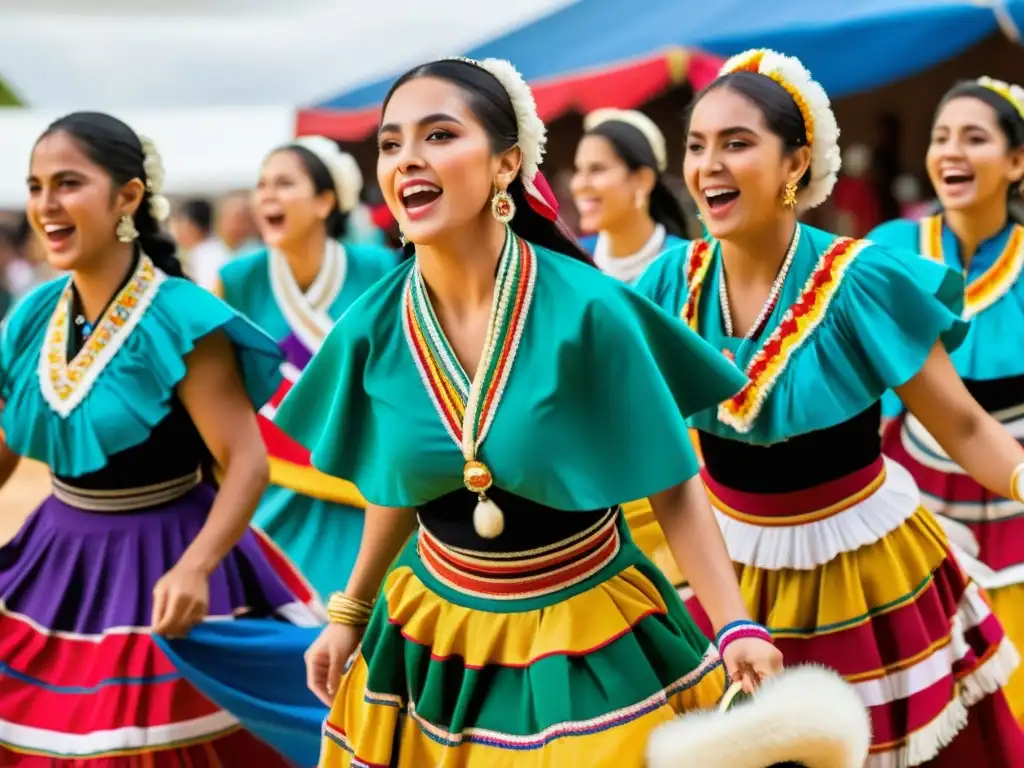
<box><xmin>524</xmin><ymin>171</ymin><xmax>559</xmax><ymax>222</ymax></box>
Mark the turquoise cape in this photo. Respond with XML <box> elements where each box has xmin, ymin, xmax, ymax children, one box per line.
<box><xmin>868</xmin><ymin>216</ymin><xmax>1024</xmax><ymax>418</ymax></box>
<box><xmin>0</xmin><ymin>272</ymin><xmax>283</xmax><ymax>476</ymax></box>
<box><xmin>634</xmin><ymin>225</ymin><xmax>969</xmax><ymax>445</ymax></box>
<box><xmin>218</xmin><ymin>242</ymin><xmax>400</xmax><ymax>599</ymax></box>
<box><xmin>274</xmin><ymin>239</ymin><xmax>749</xmax><ymax>509</ymax></box>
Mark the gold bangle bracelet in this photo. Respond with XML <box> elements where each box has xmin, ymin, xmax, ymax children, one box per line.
<box><xmin>1010</xmin><ymin>464</ymin><xmax>1024</xmax><ymax>504</ymax></box>
<box><xmin>327</xmin><ymin>591</ymin><xmax>374</xmax><ymax>626</ymax></box>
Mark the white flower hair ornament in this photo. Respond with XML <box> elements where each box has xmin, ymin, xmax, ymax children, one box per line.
<box><xmin>443</xmin><ymin>56</ymin><xmax>560</xmax><ymax>221</ymax></box>
<box><xmin>976</xmin><ymin>76</ymin><xmax>1024</xmax><ymax>123</ymax></box>
<box><xmin>138</xmin><ymin>135</ymin><xmax>171</xmax><ymax>223</ymax></box>
<box><xmin>292</xmin><ymin>135</ymin><xmax>364</xmax><ymax>214</ymax></box>
<box><xmin>584</xmin><ymin>108</ymin><xmax>668</xmax><ymax>172</ymax></box>
<box><xmin>718</xmin><ymin>49</ymin><xmax>842</xmax><ymax>212</ymax></box>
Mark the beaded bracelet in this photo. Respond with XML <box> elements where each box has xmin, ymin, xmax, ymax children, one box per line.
<box><xmin>715</xmin><ymin>619</ymin><xmax>773</xmax><ymax>658</ymax></box>
<box><xmin>327</xmin><ymin>592</ymin><xmax>374</xmax><ymax>627</ymax></box>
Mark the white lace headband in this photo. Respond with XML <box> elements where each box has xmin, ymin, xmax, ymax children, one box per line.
<box><xmin>583</xmin><ymin>108</ymin><xmax>668</xmax><ymax>173</ymax></box>
<box><xmin>718</xmin><ymin>49</ymin><xmax>842</xmax><ymax>212</ymax></box>
<box><xmin>290</xmin><ymin>135</ymin><xmax>364</xmax><ymax>214</ymax></box>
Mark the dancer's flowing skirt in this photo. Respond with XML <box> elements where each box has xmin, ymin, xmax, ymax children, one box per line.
<box><xmin>685</xmin><ymin>457</ymin><xmax>1024</xmax><ymax>767</ymax></box>
<box><xmin>321</xmin><ymin>510</ymin><xmax>724</xmax><ymax>768</ymax></box>
<box><xmin>0</xmin><ymin>483</ymin><xmax>325</xmax><ymax>766</ymax></box>
<box><xmin>885</xmin><ymin>411</ymin><xmax>1024</xmax><ymax>724</ymax></box>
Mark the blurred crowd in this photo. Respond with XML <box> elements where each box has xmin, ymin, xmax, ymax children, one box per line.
<box><xmin>1</xmin><ymin>107</ymin><xmax>1019</xmax><ymax>313</ymax></box>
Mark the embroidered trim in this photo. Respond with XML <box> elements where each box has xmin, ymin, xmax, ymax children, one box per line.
<box><xmin>39</xmin><ymin>255</ymin><xmax>165</xmax><ymax>419</ymax></box>
<box><xmin>680</xmin><ymin>239</ymin><xmax>714</xmax><ymax>330</ymax></box>
<box><xmin>919</xmin><ymin>214</ymin><xmax>1024</xmax><ymax>319</ymax></box>
<box><xmin>720</xmin><ymin>237</ymin><xmax>864</xmax><ymax>431</ymax></box>
<box><xmin>402</xmin><ymin>229</ymin><xmax>536</xmax><ymax>457</ymax></box>
<box><xmin>51</xmin><ymin>469</ymin><xmax>202</xmax><ymax>511</ymax></box>
<box><xmin>268</xmin><ymin>239</ymin><xmax>346</xmax><ymax>354</ymax></box>
<box><xmin>417</xmin><ymin>508</ymin><xmax>620</xmax><ymax>600</ymax></box>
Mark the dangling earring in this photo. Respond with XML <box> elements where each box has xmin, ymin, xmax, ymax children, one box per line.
<box><xmin>398</xmin><ymin>227</ymin><xmax>407</xmax><ymax>246</ymax></box>
<box><xmin>491</xmin><ymin>189</ymin><xmax>515</xmax><ymax>224</ymax></box>
<box><xmin>116</xmin><ymin>213</ymin><xmax>138</xmax><ymax>243</ymax></box>
<box><xmin>782</xmin><ymin>182</ymin><xmax>798</xmax><ymax>209</ymax></box>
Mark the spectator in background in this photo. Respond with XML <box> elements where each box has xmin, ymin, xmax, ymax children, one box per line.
<box><xmin>217</xmin><ymin>190</ymin><xmax>261</xmax><ymax>254</ymax></box>
<box><xmin>892</xmin><ymin>173</ymin><xmax>933</xmax><ymax>219</ymax></box>
<box><xmin>832</xmin><ymin>143</ymin><xmax>881</xmax><ymax>237</ymax></box>
<box><xmin>872</xmin><ymin>111</ymin><xmax>903</xmax><ymax>221</ymax></box>
<box><xmin>1</xmin><ymin>214</ymin><xmax>50</xmax><ymax>299</ymax></box>
<box><xmin>171</xmin><ymin>199</ymin><xmax>230</xmax><ymax>291</ymax></box>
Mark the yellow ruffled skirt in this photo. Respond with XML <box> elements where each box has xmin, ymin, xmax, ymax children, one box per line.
<box><xmin>320</xmin><ymin>513</ymin><xmax>722</xmax><ymax>767</ymax></box>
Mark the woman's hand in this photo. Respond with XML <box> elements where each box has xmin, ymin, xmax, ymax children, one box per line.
<box><xmin>151</xmin><ymin>564</ymin><xmax>210</xmax><ymax>637</ymax></box>
<box><xmin>722</xmin><ymin>637</ymin><xmax>784</xmax><ymax>693</ymax></box>
<box><xmin>305</xmin><ymin>623</ymin><xmax>362</xmax><ymax>706</ymax></box>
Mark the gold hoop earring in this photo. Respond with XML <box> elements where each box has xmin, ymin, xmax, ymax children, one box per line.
<box><xmin>116</xmin><ymin>213</ymin><xmax>139</xmax><ymax>243</ymax></box>
<box><xmin>782</xmin><ymin>182</ymin><xmax>798</xmax><ymax>209</ymax></box>
<box><xmin>491</xmin><ymin>189</ymin><xmax>515</xmax><ymax>224</ymax></box>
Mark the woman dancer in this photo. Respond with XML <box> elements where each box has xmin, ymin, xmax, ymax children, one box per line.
<box><xmin>274</xmin><ymin>56</ymin><xmax>782</xmax><ymax>767</ymax></box>
<box><xmin>870</xmin><ymin>77</ymin><xmax>1024</xmax><ymax>722</ymax></box>
<box><xmin>0</xmin><ymin>112</ymin><xmax>323</xmax><ymax>765</ymax></box>
<box><xmin>571</xmin><ymin>108</ymin><xmax>693</xmax><ymax>589</ymax></box>
<box><xmin>636</xmin><ymin>50</ymin><xmax>1024</xmax><ymax>765</ymax></box>
<box><xmin>217</xmin><ymin>136</ymin><xmax>399</xmax><ymax>598</ymax></box>
<box><xmin>571</xmin><ymin>108</ymin><xmax>688</xmax><ymax>279</ymax></box>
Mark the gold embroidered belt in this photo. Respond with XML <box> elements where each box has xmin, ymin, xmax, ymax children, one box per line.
<box><xmin>416</xmin><ymin>507</ymin><xmax>622</xmax><ymax>600</ymax></box>
<box><xmin>51</xmin><ymin>469</ymin><xmax>203</xmax><ymax>512</ymax></box>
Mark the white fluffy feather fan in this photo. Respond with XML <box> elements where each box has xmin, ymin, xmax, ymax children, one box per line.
<box><xmin>646</xmin><ymin>665</ymin><xmax>872</xmax><ymax>768</ymax></box>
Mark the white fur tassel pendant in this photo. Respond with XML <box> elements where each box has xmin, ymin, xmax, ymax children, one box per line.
<box><xmin>472</xmin><ymin>495</ymin><xmax>505</xmax><ymax>539</ymax></box>
<box><xmin>465</xmin><ymin>460</ymin><xmax>504</xmax><ymax>538</ymax></box>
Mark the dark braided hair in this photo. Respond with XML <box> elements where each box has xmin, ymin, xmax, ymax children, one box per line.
<box><xmin>38</xmin><ymin>111</ymin><xmax>186</xmax><ymax>277</ymax></box>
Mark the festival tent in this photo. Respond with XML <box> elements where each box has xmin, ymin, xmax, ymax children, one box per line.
<box><xmin>297</xmin><ymin>47</ymin><xmax>723</xmax><ymax>141</ymax></box>
<box><xmin>298</xmin><ymin>0</ymin><xmax>1023</xmax><ymax>141</ymax></box>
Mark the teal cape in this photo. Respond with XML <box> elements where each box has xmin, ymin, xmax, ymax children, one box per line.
<box><xmin>218</xmin><ymin>242</ymin><xmax>401</xmax><ymax>598</ymax></box>
<box><xmin>635</xmin><ymin>224</ymin><xmax>969</xmax><ymax>444</ymax></box>
<box><xmin>868</xmin><ymin>216</ymin><xmax>1024</xmax><ymax>418</ymax></box>
<box><xmin>274</xmin><ymin>239</ymin><xmax>749</xmax><ymax>508</ymax></box>
<box><xmin>0</xmin><ymin>273</ymin><xmax>282</xmax><ymax>475</ymax></box>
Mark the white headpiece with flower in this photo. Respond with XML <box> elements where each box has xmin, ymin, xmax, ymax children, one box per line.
<box><xmin>137</xmin><ymin>135</ymin><xmax>171</xmax><ymax>223</ymax></box>
<box><xmin>977</xmin><ymin>76</ymin><xmax>1024</xmax><ymax>123</ymax></box>
<box><xmin>441</xmin><ymin>57</ymin><xmax>552</xmax><ymax>208</ymax></box>
<box><xmin>290</xmin><ymin>136</ymin><xmax>364</xmax><ymax>214</ymax></box>
<box><xmin>583</xmin><ymin>108</ymin><xmax>668</xmax><ymax>172</ymax></box>
<box><xmin>718</xmin><ymin>49</ymin><xmax>842</xmax><ymax>212</ymax></box>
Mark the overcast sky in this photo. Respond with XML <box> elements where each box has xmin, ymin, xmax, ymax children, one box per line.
<box><xmin>0</xmin><ymin>0</ymin><xmax>574</xmax><ymax>109</ymax></box>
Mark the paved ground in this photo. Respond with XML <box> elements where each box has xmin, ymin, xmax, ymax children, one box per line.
<box><xmin>0</xmin><ymin>458</ymin><xmax>49</xmax><ymax>545</ymax></box>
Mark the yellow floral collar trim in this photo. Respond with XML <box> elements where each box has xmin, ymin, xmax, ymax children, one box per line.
<box><xmin>680</xmin><ymin>235</ymin><xmax>866</xmax><ymax>433</ymax></box>
<box><xmin>919</xmin><ymin>214</ymin><xmax>1024</xmax><ymax>319</ymax></box>
<box><xmin>39</xmin><ymin>254</ymin><xmax>165</xmax><ymax>419</ymax></box>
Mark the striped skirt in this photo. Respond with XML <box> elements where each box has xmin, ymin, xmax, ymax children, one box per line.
<box><xmin>885</xmin><ymin>410</ymin><xmax>1024</xmax><ymax>723</ymax></box>
<box><xmin>320</xmin><ymin>508</ymin><xmax>723</xmax><ymax>768</ymax></box>
<box><xmin>684</xmin><ymin>456</ymin><xmax>1024</xmax><ymax>767</ymax></box>
<box><xmin>0</xmin><ymin>477</ymin><xmax>324</xmax><ymax>766</ymax></box>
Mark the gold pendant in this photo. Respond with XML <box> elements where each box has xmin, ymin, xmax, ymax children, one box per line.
<box><xmin>464</xmin><ymin>460</ymin><xmax>503</xmax><ymax>538</ymax></box>
<box><xmin>463</xmin><ymin>460</ymin><xmax>493</xmax><ymax>494</ymax></box>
